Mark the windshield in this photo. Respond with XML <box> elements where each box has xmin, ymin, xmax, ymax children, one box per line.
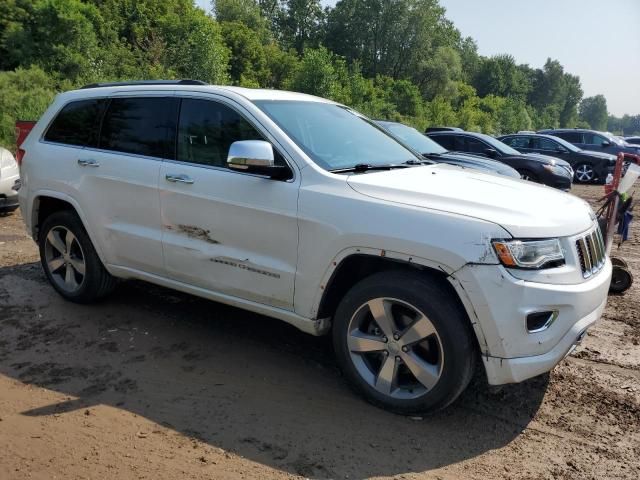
<box><xmin>548</xmin><ymin>135</ymin><xmax>581</xmax><ymax>152</ymax></box>
<box><xmin>378</xmin><ymin>122</ymin><xmax>447</xmax><ymax>155</ymax></box>
<box><xmin>254</xmin><ymin>101</ymin><xmax>419</xmax><ymax>170</ymax></box>
<box><xmin>475</xmin><ymin>133</ymin><xmax>521</xmax><ymax>155</ymax></box>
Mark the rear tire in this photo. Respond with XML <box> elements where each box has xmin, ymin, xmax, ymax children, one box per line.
<box><xmin>574</xmin><ymin>163</ymin><xmax>595</xmax><ymax>183</ymax></box>
<box><xmin>39</xmin><ymin>210</ymin><xmax>116</xmax><ymax>303</ymax></box>
<box><xmin>332</xmin><ymin>270</ymin><xmax>476</xmax><ymax>415</ymax></box>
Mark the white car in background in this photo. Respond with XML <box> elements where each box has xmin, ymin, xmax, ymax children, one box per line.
<box><xmin>18</xmin><ymin>81</ymin><xmax>611</xmax><ymax>414</ymax></box>
<box><xmin>0</xmin><ymin>146</ymin><xmax>20</xmax><ymax>214</ymax></box>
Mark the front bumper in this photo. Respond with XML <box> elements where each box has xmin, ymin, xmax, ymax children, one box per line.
<box><xmin>451</xmin><ymin>259</ymin><xmax>611</xmax><ymax>385</ymax></box>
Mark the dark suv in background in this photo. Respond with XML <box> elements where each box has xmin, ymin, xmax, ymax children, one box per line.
<box><xmin>498</xmin><ymin>133</ymin><xmax>615</xmax><ymax>183</ymax></box>
<box><xmin>538</xmin><ymin>128</ymin><xmax>640</xmax><ymax>156</ymax></box>
<box><xmin>426</xmin><ymin>130</ymin><xmax>573</xmax><ymax>190</ymax></box>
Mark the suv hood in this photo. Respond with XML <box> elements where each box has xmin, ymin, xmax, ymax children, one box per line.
<box><xmin>347</xmin><ymin>164</ymin><xmax>593</xmax><ymax>238</ymax></box>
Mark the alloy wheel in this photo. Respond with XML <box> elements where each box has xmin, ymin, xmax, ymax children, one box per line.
<box><xmin>346</xmin><ymin>297</ymin><xmax>444</xmax><ymax>400</ymax></box>
<box><xmin>576</xmin><ymin>164</ymin><xmax>594</xmax><ymax>182</ymax></box>
<box><xmin>44</xmin><ymin>226</ymin><xmax>86</xmax><ymax>293</ymax></box>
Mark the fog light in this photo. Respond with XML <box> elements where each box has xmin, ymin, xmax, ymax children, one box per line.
<box><xmin>526</xmin><ymin>310</ymin><xmax>558</xmax><ymax>333</ymax></box>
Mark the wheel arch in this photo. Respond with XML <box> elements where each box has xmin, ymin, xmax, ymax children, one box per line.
<box><xmin>31</xmin><ymin>191</ymin><xmax>108</xmax><ymax>266</ymax></box>
<box><xmin>314</xmin><ymin>249</ymin><xmax>489</xmax><ymax>352</ymax></box>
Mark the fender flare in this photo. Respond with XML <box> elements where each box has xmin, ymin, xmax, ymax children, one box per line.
<box><xmin>30</xmin><ymin>189</ymin><xmax>109</xmax><ymax>266</ymax></box>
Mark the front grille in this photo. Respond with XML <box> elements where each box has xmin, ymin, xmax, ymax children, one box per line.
<box><xmin>575</xmin><ymin>227</ymin><xmax>606</xmax><ymax>278</ymax></box>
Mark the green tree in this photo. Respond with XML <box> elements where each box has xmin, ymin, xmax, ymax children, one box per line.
<box><xmin>579</xmin><ymin>95</ymin><xmax>608</xmax><ymax>131</ymax></box>
<box><xmin>281</xmin><ymin>0</ymin><xmax>323</xmax><ymax>55</ymax></box>
<box><xmin>0</xmin><ymin>66</ymin><xmax>59</xmax><ymax>150</ymax></box>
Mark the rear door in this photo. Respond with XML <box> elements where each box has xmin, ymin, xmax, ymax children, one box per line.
<box><xmin>71</xmin><ymin>94</ymin><xmax>177</xmax><ymax>275</ymax></box>
<box><xmin>159</xmin><ymin>95</ymin><xmax>299</xmax><ymax>310</ymax></box>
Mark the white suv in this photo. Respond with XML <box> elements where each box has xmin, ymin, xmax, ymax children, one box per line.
<box><xmin>19</xmin><ymin>81</ymin><xmax>611</xmax><ymax>413</ymax></box>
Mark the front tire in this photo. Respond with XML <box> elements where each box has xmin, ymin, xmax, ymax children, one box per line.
<box><xmin>518</xmin><ymin>169</ymin><xmax>539</xmax><ymax>183</ymax></box>
<box><xmin>332</xmin><ymin>270</ymin><xmax>476</xmax><ymax>414</ymax></box>
<box><xmin>39</xmin><ymin>210</ymin><xmax>116</xmax><ymax>303</ymax></box>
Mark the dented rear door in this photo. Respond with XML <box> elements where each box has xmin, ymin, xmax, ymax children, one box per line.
<box><xmin>159</xmin><ymin>96</ymin><xmax>299</xmax><ymax>310</ymax></box>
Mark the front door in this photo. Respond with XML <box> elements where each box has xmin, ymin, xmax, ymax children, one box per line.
<box><xmin>159</xmin><ymin>97</ymin><xmax>299</xmax><ymax>310</ymax></box>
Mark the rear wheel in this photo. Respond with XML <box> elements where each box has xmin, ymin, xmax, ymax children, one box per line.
<box><xmin>39</xmin><ymin>210</ymin><xmax>116</xmax><ymax>303</ymax></box>
<box><xmin>574</xmin><ymin>163</ymin><xmax>595</xmax><ymax>183</ymax></box>
<box><xmin>332</xmin><ymin>271</ymin><xmax>476</xmax><ymax>414</ymax></box>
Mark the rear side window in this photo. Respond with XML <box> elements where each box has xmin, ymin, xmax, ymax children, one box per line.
<box><xmin>44</xmin><ymin>99</ymin><xmax>107</xmax><ymax>147</ymax></box>
<box><xmin>177</xmin><ymin>98</ymin><xmax>285</xmax><ymax>168</ymax></box>
<box><xmin>555</xmin><ymin>131</ymin><xmax>582</xmax><ymax>143</ymax></box>
<box><xmin>99</xmin><ymin>97</ymin><xmax>177</xmax><ymax>158</ymax></box>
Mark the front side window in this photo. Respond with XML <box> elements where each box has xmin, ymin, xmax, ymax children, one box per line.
<box><xmin>45</xmin><ymin>99</ymin><xmax>107</xmax><ymax>147</ymax></box>
<box><xmin>503</xmin><ymin>136</ymin><xmax>531</xmax><ymax>149</ymax></box>
<box><xmin>177</xmin><ymin>98</ymin><xmax>284</xmax><ymax>168</ymax></box>
<box><xmin>583</xmin><ymin>133</ymin><xmax>609</xmax><ymax>146</ymax></box>
<box><xmin>534</xmin><ymin>137</ymin><xmax>559</xmax><ymax>151</ymax></box>
<box><xmin>465</xmin><ymin>137</ymin><xmax>489</xmax><ymax>154</ymax></box>
<box><xmin>254</xmin><ymin>101</ymin><xmax>418</xmax><ymax>170</ymax></box>
<box><xmin>99</xmin><ymin>97</ymin><xmax>177</xmax><ymax>158</ymax></box>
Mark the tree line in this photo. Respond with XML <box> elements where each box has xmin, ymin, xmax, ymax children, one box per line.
<box><xmin>1</xmin><ymin>0</ymin><xmax>638</xmax><ymax>150</ymax></box>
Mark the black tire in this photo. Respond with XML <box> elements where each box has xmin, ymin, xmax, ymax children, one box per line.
<box><xmin>609</xmin><ymin>266</ymin><xmax>633</xmax><ymax>294</ymax></box>
<box><xmin>39</xmin><ymin>210</ymin><xmax>116</xmax><ymax>303</ymax></box>
<box><xmin>332</xmin><ymin>270</ymin><xmax>476</xmax><ymax>415</ymax></box>
<box><xmin>518</xmin><ymin>169</ymin><xmax>539</xmax><ymax>183</ymax></box>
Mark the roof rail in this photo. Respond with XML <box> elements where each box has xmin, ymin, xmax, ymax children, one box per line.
<box><xmin>80</xmin><ymin>79</ymin><xmax>207</xmax><ymax>89</ymax></box>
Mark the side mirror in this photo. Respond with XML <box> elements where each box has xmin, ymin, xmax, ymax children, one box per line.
<box><xmin>555</xmin><ymin>145</ymin><xmax>568</xmax><ymax>153</ymax></box>
<box><xmin>484</xmin><ymin>148</ymin><xmax>498</xmax><ymax>158</ymax></box>
<box><xmin>227</xmin><ymin>140</ymin><xmax>291</xmax><ymax>180</ymax></box>
<box><xmin>601</xmin><ymin>140</ymin><xmax>611</xmax><ymax>147</ymax></box>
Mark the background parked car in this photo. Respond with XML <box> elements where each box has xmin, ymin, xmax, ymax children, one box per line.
<box><xmin>538</xmin><ymin>128</ymin><xmax>640</xmax><ymax>156</ymax></box>
<box><xmin>0</xmin><ymin>147</ymin><xmax>20</xmax><ymax>214</ymax></box>
<box><xmin>426</xmin><ymin>130</ymin><xmax>573</xmax><ymax>190</ymax></box>
<box><xmin>498</xmin><ymin>133</ymin><xmax>615</xmax><ymax>184</ymax></box>
<box><xmin>375</xmin><ymin>121</ymin><xmax>520</xmax><ymax>178</ymax></box>
<box><xmin>624</xmin><ymin>136</ymin><xmax>640</xmax><ymax>145</ymax></box>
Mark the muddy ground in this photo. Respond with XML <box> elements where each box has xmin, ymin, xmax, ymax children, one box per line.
<box><xmin>0</xmin><ymin>184</ymin><xmax>638</xmax><ymax>480</ymax></box>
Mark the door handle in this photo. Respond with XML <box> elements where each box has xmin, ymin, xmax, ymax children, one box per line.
<box><xmin>77</xmin><ymin>158</ymin><xmax>100</xmax><ymax>167</ymax></box>
<box><xmin>165</xmin><ymin>173</ymin><xmax>194</xmax><ymax>184</ymax></box>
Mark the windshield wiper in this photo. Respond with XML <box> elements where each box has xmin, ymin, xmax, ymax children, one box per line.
<box><xmin>329</xmin><ymin>163</ymin><xmax>412</xmax><ymax>173</ymax></box>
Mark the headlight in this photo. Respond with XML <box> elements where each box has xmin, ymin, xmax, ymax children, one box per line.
<box><xmin>492</xmin><ymin>239</ymin><xmax>565</xmax><ymax>269</ymax></box>
<box><xmin>543</xmin><ymin>163</ymin><xmax>570</xmax><ymax>176</ymax></box>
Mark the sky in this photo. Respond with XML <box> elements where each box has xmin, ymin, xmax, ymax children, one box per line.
<box><xmin>195</xmin><ymin>0</ymin><xmax>640</xmax><ymax>117</ymax></box>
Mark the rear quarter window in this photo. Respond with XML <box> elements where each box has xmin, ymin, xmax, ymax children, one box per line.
<box><xmin>44</xmin><ymin>99</ymin><xmax>108</xmax><ymax>147</ymax></box>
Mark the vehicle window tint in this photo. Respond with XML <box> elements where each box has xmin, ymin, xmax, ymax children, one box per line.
<box><xmin>430</xmin><ymin>135</ymin><xmax>454</xmax><ymax>150</ymax></box>
<box><xmin>555</xmin><ymin>131</ymin><xmax>582</xmax><ymax>143</ymax></box>
<box><xmin>99</xmin><ymin>97</ymin><xmax>176</xmax><ymax>158</ymax></box>
<box><xmin>503</xmin><ymin>136</ymin><xmax>530</xmax><ymax>149</ymax></box>
<box><xmin>583</xmin><ymin>133</ymin><xmax>608</xmax><ymax>146</ymax></box>
<box><xmin>44</xmin><ymin>99</ymin><xmax>107</xmax><ymax>147</ymax></box>
<box><xmin>177</xmin><ymin>98</ymin><xmax>285</xmax><ymax>168</ymax></box>
<box><xmin>534</xmin><ymin>137</ymin><xmax>559</xmax><ymax>151</ymax></box>
<box><xmin>465</xmin><ymin>137</ymin><xmax>488</xmax><ymax>154</ymax></box>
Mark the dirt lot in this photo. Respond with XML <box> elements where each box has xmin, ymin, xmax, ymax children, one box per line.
<box><xmin>0</xmin><ymin>184</ymin><xmax>638</xmax><ymax>480</ymax></box>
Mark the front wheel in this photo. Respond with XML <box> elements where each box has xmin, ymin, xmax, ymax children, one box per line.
<box><xmin>518</xmin><ymin>169</ymin><xmax>539</xmax><ymax>183</ymax></box>
<box><xmin>39</xmin><ymin>210</ymin><xmax>116</xmax><ymax>303</ymax></box>
<box><xmin>332</xmin><ymin>271</ymin><xmax>476</xmax><ymax>414</ymax></box>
